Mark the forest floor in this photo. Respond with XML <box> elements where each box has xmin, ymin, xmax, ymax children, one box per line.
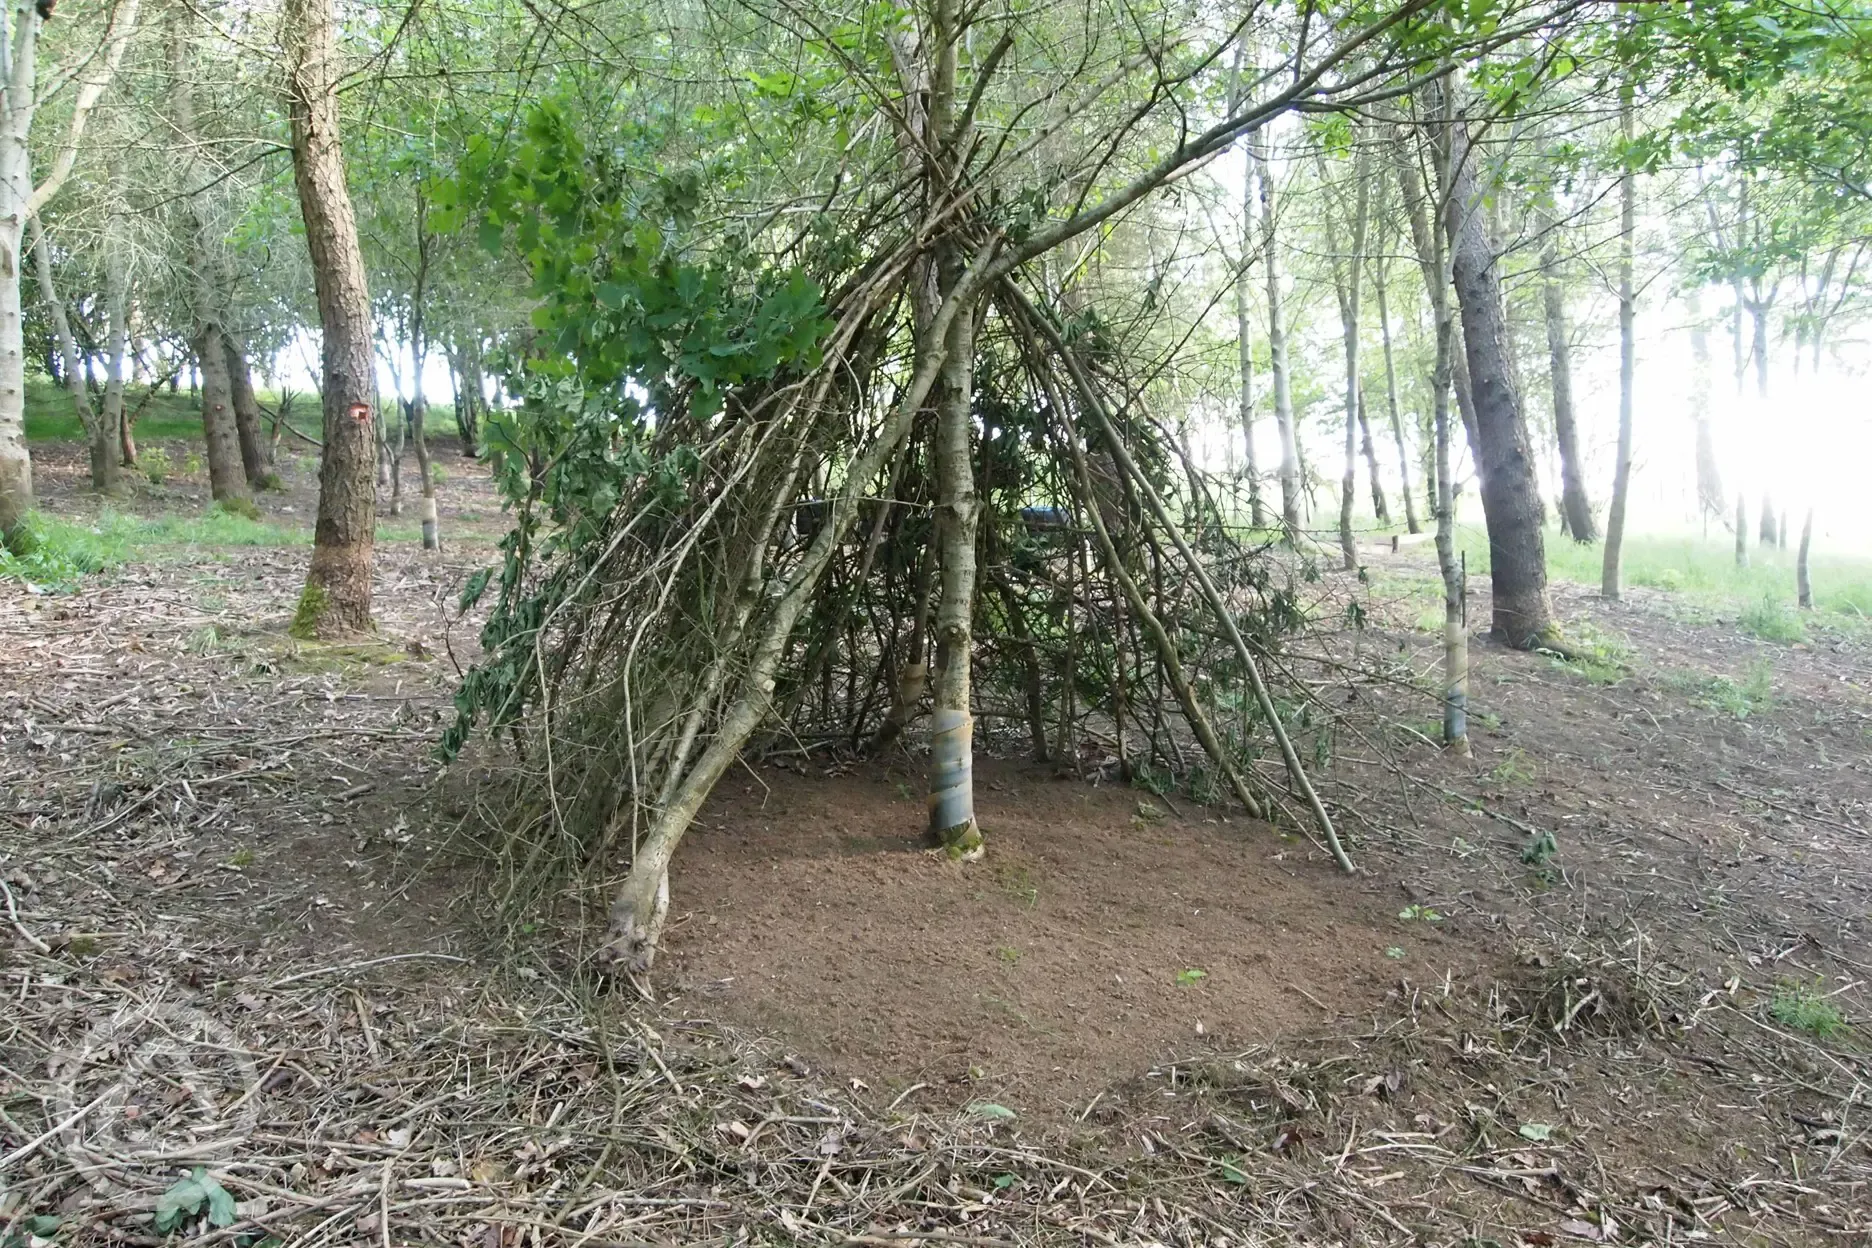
<box><xmin>3</xmin><ymin>438</ymin><xmax>1869</xmax><ymax>1247</ymax></box>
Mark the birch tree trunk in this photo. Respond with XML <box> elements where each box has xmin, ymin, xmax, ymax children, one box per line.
<box><xmin>1229</xmin><ymin>45</ymin><xmax>1264</xmax><ymax>527</ymax></box>
<box><xmin>286</xmin><ymin>0</ymin><xmax>377</xmax><ymax>635</ymax></box>
<box><xmin>1600</xmin><ymin>83</ymin><xmax>1636</xmax><ymax>598</ymax></box>
<box><xmin>410</xmin><ymin>189</ymin><xmax>437</xmax><ymax>549</ymax></box>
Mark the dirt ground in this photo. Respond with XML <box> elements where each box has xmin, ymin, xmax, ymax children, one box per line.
<box><xmin>3</xmin><ymin>440</ymin><xmax>1868</xmax><ymax>1246</ymax></box>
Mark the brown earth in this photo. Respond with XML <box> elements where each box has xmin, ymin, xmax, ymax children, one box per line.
<box><xmin>660</xmin><ymin>758</ymin><xmax>1475</xmax><ymax>1112</ymax></box>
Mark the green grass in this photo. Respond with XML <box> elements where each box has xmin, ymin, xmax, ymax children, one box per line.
<box><xmin>1455</xmin><ymin>526</ymin><xmax>1872</xmax><ymax>628</ymax></box>
<box><xmin>0</xmin><ymin>508</ymin><xmax>302</xmax><ymax>589</ymax></box>
<box><xmin>1668</xmin><ymin>659</ymin><xmax>1775</xmax><ymax>719</ymax></box>
<box><xmin>1769</xmin><ymin>982</ymin><xmax>1848</xmax><ymax>1038</ymax></box>
<box><xmin>22</xmin><ymin>378</ymin><xmax>457</xmax><ymax>446</ymax></box>
<box><xmin>24</xmin><ymin>381</ymin><xmax>207</xmax><ymax>443</ymax></box>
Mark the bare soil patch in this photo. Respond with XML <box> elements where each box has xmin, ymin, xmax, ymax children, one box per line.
<box><xmin>661</xmin><ymin>759</ymin><xmax>1474</xmax><ymax>1112</ymax></box>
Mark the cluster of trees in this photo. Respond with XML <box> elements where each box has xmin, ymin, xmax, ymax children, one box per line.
<box><xmin>2</xmin><ymin>0</ymin><xmax>1867</xmax><ymax>965</ymax></box>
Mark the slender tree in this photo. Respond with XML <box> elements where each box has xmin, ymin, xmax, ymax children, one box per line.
<box><xmin>286</xmin><ymin>0</ymin><xmax>377</xmax><ymax>635</ymax></box>
<box><xmin>169</xmin><ymin>8</ymin><xmax>251</xmax><ymax>510</ymax></box>
<box><xmin>1686</xmin><ymin>288</ymin><xmax>1723</xmax><ymax>528</ymax></box>
<box><xmin>1540</xmin><ymin>206</ymin><xmax>1594</xmax><ymax>541</ymax></box>
<box><xmin>1601</xmin><ymin>80</ymin><xmax>1637</xmax><ymax>598</ymax></box>
<box><xmin>27</xmin><ymin>216</ymin><xmax>113</xmax><ymax>491</ymax></box>
<box><xmin>1796</xmin><ymin>508</ymin><xmax>1814</xmax><ymax>608</ymax></box>
<box><xmin>1252</xmin><ymin>127</ymin><xmax>1300</xmax><ymax>539</ymax></box>
<box><xmin>1329</xmin><ymin>145</ymin><xmax>1371</xmax><ymax>569</ymax></box>
<box><xmin>1371</xmin><ymin>245</ymin><xmax>1419</xmax><ymax>533</ymax></box>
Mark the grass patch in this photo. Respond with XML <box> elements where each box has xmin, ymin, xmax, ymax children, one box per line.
<box><xmin>1738</xmin><ymin>595</ymin><xmax>1807</xmax><ymax>644</ymax></box>
<box><xmin>1455</xmin><ymin>526</ymin><xmax>1872</xmax><ymax>625</ymax></box>
<box><xmin>0</xmin><ymin>508</ymin><xmax>301</xmax><ymax>590</ymax></box>
<box><xmin>1769</xmin><ymin>982</ymin><xmax>1847</xmax><ymax>1038</ymax></box>
<box><xmin>1666</xmin><ymin>659</ymin><xmax>1774</xmax><ymax>719</ymax></box>
<box><xmin>1544</xmin><ymin>620</ymin><xmax>1629</xmax><ymax>684</ymax></box>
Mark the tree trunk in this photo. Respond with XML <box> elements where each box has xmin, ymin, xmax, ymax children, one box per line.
<box><xmin>410</xmin><ymin>190</ymin><xmax>437</xmax><ymax>549</ymax></box>
<box><xmin>1686</xmin><ymin>288</ymin><xmax>1723</xmax><ymax>525</ymax></box>
<box><xmin>1334</xmin><ymin>148</ymin><xmax>1370</xmax><ymax>570</ymax></box>
<box><xmin>1373</xmin><ymin>257</ymin><xmax>1419</xmax><ymax>533</ymax></box>
<box><xmin>1540</xmin><ymin>218</ymin><xmax>1594</xmax><ymax>541</ymax></box>
<box><xmin>927</xmin><ymin>293</ymin><xmax>981</xmax><ymax>858</ymax></box>
<box><xmin>454</xmin><ymin>338</ymin><xmax>482</xmax><ymax>455</ymax></box>
<box><xmin>286</xmin><ymin>0</ymin><xmax>376</xmax><ymax>635</ymax></box>
<box><xmin>1444</xmin><ymin>104</ymin><xmax>1555</xmax><ymax>647</ymax></box>
<box><xmin>1396</xmin><ymin>145</ymin><xmax>1480</xmax><ymax>460</ymax></box>
<box><xmin>193</xmin><ymin>328</ymin><xmax>246</xmax><ymax>503</ymax></box>
<box><xmin>919</xmin><ymin>4</ymin><xmax>983</xmax><ymax>859</ymax></box>
<box><xmin>1234</xmin><ymin>201</ymin><xmax>1263</xmax><ymax>525</ymax></box>
<box><xmin>1758</xmin><ymin>493</ymin><xmax>1776</xmax><ymax>546</ymax></box>
<box><xmin>1251</xmin><ymin>129</ymin><xmax>1300</xmax><ymax>539</ymax></box>
<box><xmin>28</xmin><ymin>217</ymin><xmax>115</xmax><ymax>492</ymax></box>
<box><xmin>0</xmin><ymin>3</ymin><xmax>42</xmax><ymax>538</ymax></box>
<box><xmin>1601</xmin><ymin>87</ymin><xmax>1636</xmax><ymax>599</ymax></box>
<box><xmin>1796</xmin><ymin>508</ymin><xmax>1813</xmax><ymax>608</ymax></box>
<box><xmin>1230</xmin><ymin>46</ymin><xmax>1264</xmax><ymax>528</ymax></box>
<box><xmin>171</xmin><ymin>10</ymin><xmax>251</xmax><ymax>510</ymax></box>
<box><xmin>223</xmin><ymin>334</ymin><xmax>269</xmax><ymax>489</ymax></box>
<box><xmin>1734</xmin><ymin>494</ymin><xmax>1748</xmax><ymax>568</ymax></box>
<box><xmin>1358</xmin><ymin>392</ymin><xmax>1387</xmax><ymax>526</ymax></box>
<box><xmin>100</xmin><ymin>209</ymin><xmax>128</xmax><ymax>488</ymax></box>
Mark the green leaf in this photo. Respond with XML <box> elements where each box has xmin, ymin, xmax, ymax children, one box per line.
<box><xmin>477</xmin><ymin>218</ymin><xmax>505</xmax><ymax>254</ymax></box>
<box><xmin>155</xmin><ymin>1174</ymin><xmax>207</xmax><ymax>1233</ymax></box>
<box><xmin>1217</xmin><ymin>1158</ymin><xmax>1250</xmax><ymax>1184</ymax></box>
<box><xmin>200</xmin><ymin>1172</ymin><xmax>238</xmax><ymax>1227</ymax></box>
<box><xmin>968</xmin><ymin>1102</ymin><xmax>1016</xmax><ymax>1120</ymax></box>
<box><xmin>1518</xmin><ymin>1122</ymin><xmax>1554</xmax><ymax>1142</ymax></box>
